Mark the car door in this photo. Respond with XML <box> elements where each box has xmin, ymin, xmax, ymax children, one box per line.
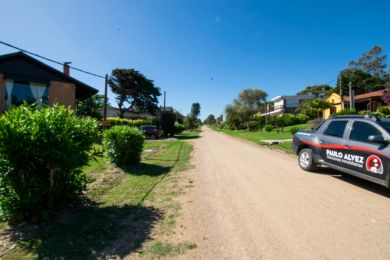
<box><xmin>317</xmin><ymin>119</ymin><xmax>350</xmax><ymax>167</ymax></box>
<box><xmin>344</xmin><ymin>120</ymin><xmax>388</xmax><ymax>181</ymax></box>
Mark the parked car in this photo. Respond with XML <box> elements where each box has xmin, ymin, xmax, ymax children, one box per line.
<box><xmin>292</xmin><ymin>115</ymin><xmax>390</xmax><ymax>188</ymax></box>
<box><xmin>140</xmin><ymin>125</ymin><xmax>160</xmax><ymax>139</ymax></box>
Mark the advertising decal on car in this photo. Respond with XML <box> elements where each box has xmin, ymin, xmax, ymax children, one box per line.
<box><xmin>301</xmin><ymin>139</ymin><xmax>387</xmax><ymax>176</ymax></box>
<box><xmin>366</xmin><ymin>155</ymin><xmax>384</xmax><ymax>174</ymax></box>
<box><xmin>326</xmin><ymin>149</ymin><xmax>364</xmax><ymax>168</ymax></box>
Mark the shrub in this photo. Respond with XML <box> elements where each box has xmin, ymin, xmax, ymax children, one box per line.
<box><xmin>184</xmin><ymin>116</ymin><xmax>199</xmax><ymax>130</ymax></box>
<box><xmin>248</xmin><ymin>120</ymin><xmax>260</xmax><ymax>131</ymax></box>
<box><xmin>376</xmin><ymin>106</ymin><xmax>390</xmax><ymax>118</ymax></box>
<box><xmin>295</xmin><ymin>114</ymin><xmax>309</xmax><ymax>124</ymax></box>
<box><xmin>0</xmin><ymin>105</ymin><xmax>99</xmax><ymax>220</ymax></box>
<box><xmin>106</xmin><ymin>117</ymin><xmax>154</xmax><ymax>127</ymax></box>
<box><xmin>174</xmin><ymin>124</ymin><xmax>186</xmax><ymax>134</ymax></box>
<box><xmin>104</xmin><ymin>125</ymin><xmax>144</xmax><ymax>167</ymax></box>
<box><xmin>160</xmin><ymin>111</ymin><xmax>176</xmax><ymax>136</ymax></box>
<box><xmin>335</xmin><ymin>109</ymin><xmax>356</xmax><ymax>115</ymax></box>
<box><xmin>264</xmin><ymin>125</ymin><xmax>273</xmax><ymax>132</ymax></box>
<box><xmin>290</xmin><ymin>126</ymin><xmax>302</xmax><ymax>135</ymax></box>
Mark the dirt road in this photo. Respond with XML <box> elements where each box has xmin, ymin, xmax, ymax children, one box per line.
<box><xmin>177</xmin><ymin>127</ymin><xmax>390</xmax><ymax>259</ymax></box>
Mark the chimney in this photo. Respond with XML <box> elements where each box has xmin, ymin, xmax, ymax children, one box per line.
<box><xmin>63</xmin><ymin>62</ymin><xmax>71</xmax><ymax>76</ymax></box>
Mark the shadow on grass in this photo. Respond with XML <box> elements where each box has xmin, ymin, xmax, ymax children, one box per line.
<box><xmin>174</xmin><ymin>135</ymin><xmax>200</xmax><ymax>140</ymax></box>
<box><xmin>6</xmin><ymin>203</ymin><xmax>163</xmax><ymax>259</ymax></box>
<box><xmin>122</xmin><ymin>163</ymin><xmax>172</xmax><ymax>177</ymax></box>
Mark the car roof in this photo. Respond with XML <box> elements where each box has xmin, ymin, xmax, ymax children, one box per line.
<box><xmin>330</xmin><ymin>114</ymin><xmax>379</xmax><ymax>122</ymax></box>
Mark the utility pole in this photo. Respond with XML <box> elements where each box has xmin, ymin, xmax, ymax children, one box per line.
<box><xmin>163</xmin><ymin>91</ymin><xmax>166</xmax><ymax>111</ymax></box>
<box><xmin>348</xmin><ymin>81</ymin><xmax>354</xmax><ymax>110</ymax></box>
<box><xmin>103</xmin><ymin>74</ymin><xmax>108</xmax><ymax>121</ymax></box>
<box><xmin>339</xmin><ymin>77</ymin><xmax>344</xmax><ymax>110</ymax></box>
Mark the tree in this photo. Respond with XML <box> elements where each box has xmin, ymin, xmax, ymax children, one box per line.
<box><xmin>297</xmin><ymin>99</ymin><xmax>331</xmax><ymax>119</ymax></box>
<box><xmin>297</xmin><ymin>84</ymin><xmax>332</xmax><ymax>98</ymax></box>
<box><xmin>216</xmin><ymin>114</ymin><xmax>223</xmax><ymax>123</ymax></box>
<box><xmin>233</xmin><ymin>88</ymin><xmax>268</xmax><ymax>130</ymax></box>
<box><xmin>173</xmin><ymin>110</ymin><xmax>185</xmax><ymax>124</ymax></box>
<box><xmin>160</xmin><ymin>111</ymin><xmax>176</xmax><ymax>137</ymax></box>
<box><xmin>225</xmin><ymin>104</ymin><xmax>243</xmax><ymax>130</ymax></box>
<box><xmin>190</xmin><ymin>103</ymin><xmax>201</xmax><ymax>119</ymax></box>
<box><xmin>349</xmin><ymin>46</ymin><xmax>387</xmax><ymax>79</ymax></box>
<box><xmin>336</xmin><ymin>68</ymin><xmax>384</xmax><ymax>96</ymax></box>
<box><xmin>76</xmin><ymin>94</ymin><xmax>106</xmax><ymax>120</ymax></box>
<box><xmin>108</xmin><ymin>69</ymin><xmax>161</xmax><ymax>118</ymax></box>
<box><xmin>203</xmin><ymin>114</ymin><xmax>216</xmax><ymax>125</ymax></box>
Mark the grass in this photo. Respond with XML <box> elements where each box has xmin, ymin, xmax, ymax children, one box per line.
<box><xmin>212</xmin><ymin>124</ymin><xmax>310</xmax><ymax>154</ymax></box>
<box><xmin>1</xmin><ymin>134</ymin><xmax>196</xmax><ymax>259</ymax></box>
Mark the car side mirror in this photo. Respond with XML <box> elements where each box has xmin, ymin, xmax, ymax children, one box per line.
<box><xmin>368</xmin><ymin>135</ymin><xmax>388</xmax><ymax>144</ymax></box>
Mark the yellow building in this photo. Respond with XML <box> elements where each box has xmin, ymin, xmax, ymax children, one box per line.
<box><xmin>323</xmin><ymin>93</ymin><xmax>343</xmax><ymax>119</ymax></box>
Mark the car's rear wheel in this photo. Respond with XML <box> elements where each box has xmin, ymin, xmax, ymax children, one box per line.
<box><xmin>298</xmin><ymin>148</ymin><xmax>318</xmax><ymax>171</ymax></box>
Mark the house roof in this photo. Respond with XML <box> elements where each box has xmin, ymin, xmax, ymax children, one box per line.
<box><xmin>344</xmin><ymin>89</ymin><xmax>385</xmax><ymax>102</ymax></box>
<box><xmin>0</xmin><ymin>51</ymin><xmax>98</xmax><ymax>100</ymax></box>
<box><xmin>271</xmin><ymin>95</ymin><xmax>315</xmax><ymax>102</ymax></box>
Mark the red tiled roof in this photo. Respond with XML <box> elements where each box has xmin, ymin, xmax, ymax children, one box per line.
<box><xmin>344</xmin><ymin>89</ymin><xmax>385</xmax><ymax>102</ymax></box>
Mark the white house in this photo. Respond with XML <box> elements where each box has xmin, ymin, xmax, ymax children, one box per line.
<box><xmin>262</xmin><ymin>95</ymin><xmax>314</xmax><ymax>117</ymax></box>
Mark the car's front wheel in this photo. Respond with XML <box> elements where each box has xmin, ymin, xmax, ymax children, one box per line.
<box><xmin>298</xmin><ymin>148</ymin><xmax>318</xmax><ymax>171</ymax></box>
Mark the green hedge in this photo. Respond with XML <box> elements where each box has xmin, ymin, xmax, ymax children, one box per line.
<box><xmin>104</xmin><ymin>125</ymin><xmax>145</xmax><ymax>167</ymax></box>
<box><xmin>0</xmin><ymin>105</ymin><xmax>99</xmax><ymax>220</ymax></box>
<box><xmin>106</xmin><ymin>117</ymin><xmax>154</xmax><ymax>127</ymax></box>
<box><xmin>174</xmin><ymin>124</ymin><xmax>186</xmax><ymax>134</ymax></box>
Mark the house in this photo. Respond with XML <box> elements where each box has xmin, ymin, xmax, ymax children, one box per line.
<box><xmin>262</xmin><ymin>95</ymin><xmax>315</xmax><ymax>117</ymax></box>
<box><xmin>344</xmin><ymin>89</ymin><xmax>387</xmax><ymax>112</ymax></box>
<box><xmin>0</xmin><ymin>51</ymin><xmax>98</xmax><ymax>114</ymax></box>
<box><xmin>323</xmin><ymin>87</ymin><xmax>390</xmax><ymax>119</ymax></box>
<box><xmin>322</xmin><ymin>93</ymin><xmax>343</xmax><ymax>119</ymax></box>
<box><xmin>100</xmin><ymin>105</ymin><xmax>155</xmax><ymax>119</ymax></box>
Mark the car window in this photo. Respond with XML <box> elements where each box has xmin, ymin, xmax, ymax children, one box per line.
<box><xmin>350</xmin><ymin>121</ymin><xmax>382</xmax><ymax>143</ymax></box>
<box><xmin>324</xmin><ymin>120</ymin><xmax>348</xmax><ymax>138</ymax></box>
<box><xmin>378</xmin><ymin>120</ymin><xmax>390</xmax><ymax>134</ymax></box>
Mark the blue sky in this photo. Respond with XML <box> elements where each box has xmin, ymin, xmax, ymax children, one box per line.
<box><xmin>1</xmin><ymin>0</ymin><xmax>389</xmax><ymax>119</ymax></box>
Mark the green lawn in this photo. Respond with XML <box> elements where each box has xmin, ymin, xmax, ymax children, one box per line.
<box><xmin>2</xmin><ymin>134</ymin><xmax>197</xmax><ymax>259</ymax></box>
<box><xmin>212</xmin><ymin>124</ymin><xmax>309</xmax><ymax>154</ymax></box>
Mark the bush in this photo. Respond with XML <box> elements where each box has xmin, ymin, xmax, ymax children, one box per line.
<box><xmin>106</xmin><ymin>117</ymin><xmax>154</xmax><ymax>127</ymax></box>
<box><xmin>160</xmin><ymin>111</ymin><xmax>176</xmax><ymax>137</ymax></box>
<box><xmin>295</xmin><ymin>114</ymin><xmax>310</xmax><ymax>124</ymax></box>
<box><xmin>174</xmin><ymin>124</ymin><xmax>186</xmax><ymax>134</ymax></box>
<box><xmin>376</xmin><ymin>106</ymin><xmax>390</xmax><ymax>118</ymax></box>
<box><xmin>290</xmin><ymin>126</ymin><xmax>302</xmax><ymax>135</ymax></box>
<box><xmin>184</xmin><ymin>116</ymin><xmax>199</xmax><ymax>130</ymax></box>
<box><xmin>248</xmin><ymin>120</ymin><xmax>260</xmax><ymax>131</ymax></box>
<box><xmin>0</xmin><ymin>105</ymin><xmax>99</xmax><ymax>220</ymax></box>
<box><xmin>104</xmin><ymin>125</ymin><xmax>144</xmax><ymax>167</ymax></box>
<box><xmin>264</xmin><ymin>125</ymin><xmax>273</xmax><ymax>132</ymax></box>
<box><xmin>335</xmin><ymin>109</ymin><xmax>356</xmax><ymax>115</ymax></box>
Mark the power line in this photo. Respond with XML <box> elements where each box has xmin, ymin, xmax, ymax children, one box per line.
<box><xmin>0</xmin><ymin>40</ymin><xmax>105</xmax><ymax>79</ymax></box>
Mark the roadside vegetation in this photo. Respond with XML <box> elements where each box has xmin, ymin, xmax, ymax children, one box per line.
<box><xmin>211</xmin><ymin>124</ymin><xmax>310</xmax><ymax>154</ymax></box>
<box><xmin>0</xmin><ymin>104</ymin><xmax>199</xmax><ymax>259</ymax></box>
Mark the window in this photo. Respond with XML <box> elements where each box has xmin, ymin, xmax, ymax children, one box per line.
<box><xmin>324</xmin><ymin>120</ymin><xmax>348</xmax><ymax>138</ymax></box>
<box><xmin>350</xmin><ymin>121</ymin><xmax>382</xmax><ymax>143</ymax></box>
<box><xmin>4</xmin><ymin>80</ymin><xmax>48</xmax><ymax>109</ymax></box>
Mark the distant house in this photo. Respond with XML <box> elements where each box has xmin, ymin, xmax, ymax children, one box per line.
<box><xmin>262</xmin><ymin>95</ymin><xmax>315</xmax><ymax>117</ymax></box>
<box><xmin>101</xmin><ymin>105</ymin><xmax>155</xmax><ymax>119</ymax></box>
<box><xmin>323</xmin><ymin>88</ymin><xmax>389</xmax><ymax>119</ymax></box>
<box><xmin>323</xmin><ymin>93</ymin><xmax>343</xmax><ymax>119</ymax></box>
<box><xmin>0</xmin><ymin>52</ymin><xmax>98</xmax><ymax>114</ymax></box>
<box><xmin>344</xmin><ymin>89</ymin><xmax>387</xmax><ymax>112</ymax></box>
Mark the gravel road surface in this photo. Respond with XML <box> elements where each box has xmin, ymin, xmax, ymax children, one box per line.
<box><xmin>177</xmin><ymin>127</ymin><xmax>390</xmax><ymax>259</ymax></box>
